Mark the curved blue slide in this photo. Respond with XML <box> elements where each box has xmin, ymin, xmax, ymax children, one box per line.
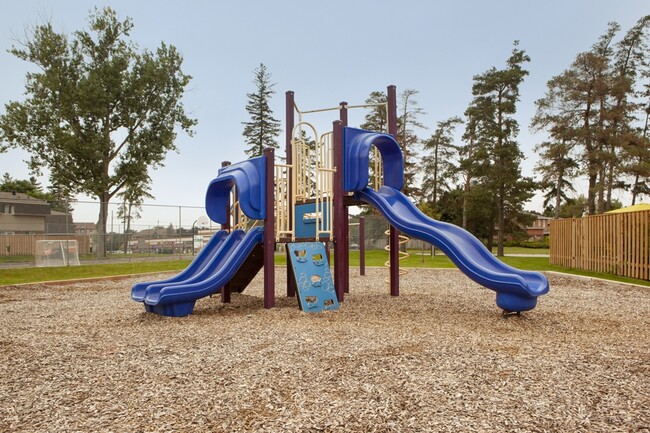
<box><xmin>134</xmin><ymin>227</ymin><xmax>264</xmax><ymax>317</ymax></box>
<box><xmin>356</xmin><ymin>186</ymin><xmax>549</xmax><ymax>312</ymax></box>
<box><xmin>132</xmin><ymin>155</ymin><xmax>267</xmax><ymax>317</ymax></box>
<box><xmin>131</xmin><ymin>230</ymin><xmax>229</xmax><ymax>302</ymax></box>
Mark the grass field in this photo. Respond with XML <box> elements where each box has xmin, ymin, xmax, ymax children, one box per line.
<box><xmin>1</xmin><ymin>248</ymin><xmax>648</xmax><ymax>287</ymax></box>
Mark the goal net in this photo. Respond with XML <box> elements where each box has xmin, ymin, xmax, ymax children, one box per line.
<box><xmin>35</xmin><ymin>240</ymin><xmax>81</xmax><ymax>267</ymax></box>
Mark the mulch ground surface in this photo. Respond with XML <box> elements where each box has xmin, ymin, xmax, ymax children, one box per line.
<box><xmin>1</xmin><ymin>268</ymin><xmax>648</xmax><ymax>432</ymax></box>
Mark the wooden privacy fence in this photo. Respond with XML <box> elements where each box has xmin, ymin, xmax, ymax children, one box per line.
<box><xmin>1</xmin><ymin>234</ymin><xmax>92</xmax><ymax>257</ymax></box>
<box><xmin>550</xmin><ymin>210</ymin><xmax>650</xmax><ymax>280</ymax></box>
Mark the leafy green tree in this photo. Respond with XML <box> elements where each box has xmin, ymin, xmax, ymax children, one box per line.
<box><xmin>242</xmin><ymin>63</ymin><xmax>281</xmax><ymax>158</ymax></box>
<box><xmin>465</xmin><ymin>42</ymin><xmax>534</xmax><ymax>256</ymax></box>
<box><xmin>0</xmin><ymin>8</ymin><xmax>196</xmax><ymax>256</ymax></box>
<box><xmin>117</xmin><ymin>178</ymin><xmax>153</xmax><ymax>252</ymax></box>
<box><xmin>0</xmin><ymin>173</ymin><xmax>43</xmax><ymax>197</ymax></box>
<box><xmin>0</xmin><ymin>173</ymin><xmax>72</xmax><ymax>212</ymax></box>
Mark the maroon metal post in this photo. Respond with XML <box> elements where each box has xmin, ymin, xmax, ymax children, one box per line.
<box><xmin>263</xmin><ymin>148</ymin><xmax>275</xmax><ymax>309</ymax></box>
<box><xmin>220</xmin><ymin>161</ymin><xmax>232</xmax><ymax>303</ymax></box>
<box><xmin>332</xmin><ymin>120</ymin><xmax>345</xmax><ymax>302</ymax></box>
<box><xmin>286</xmin><ymin>91</ymin><xmax>295</xmax><ymax>163</ymax></box>
<box><xmin>359</xmin><ymin>216</ymin><xmax>366</xmax><ymax>276</ymax></box>
<box><xmin>387</xmin><ymin>85</ymin><xmax>400</xmax><ymax>297</ymax></box>
<box><xmin>339</xmin><ymin>102</ymin><xmax>350</xmax><ymax>294</ymax></box>
<box><xmin>285</xmin><ymin>91</ymin><xmax>297</xmax><ymax>298</ymax></box>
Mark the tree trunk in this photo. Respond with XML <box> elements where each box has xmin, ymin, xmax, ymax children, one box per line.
<box><xmin>462</xmin><ymin>176</ymin><xmax>470</xmax><ymax>230</ymax></box>
<box><xmin>584</xmin><ymin>94</ymin><xmax>597</xmax><ymax>215</ymax></box>
<box><xmin>486</xmin><ymin>225</ymin><xmax>494</xmax><ymax>252</ymax></box>
<box><xmin>97</xmin><ymin>192</ymin><xmax>110</xmax><ymax>258</ymax></box>
<box><xmin>555</xmin><ymin>171</ymin><xmax>563</xmax><ymax>218</ymax></box>
<box><xmin>497</xmin><ymin>186</ymin><xmax>505</xmax><ymax>257</ymax></box>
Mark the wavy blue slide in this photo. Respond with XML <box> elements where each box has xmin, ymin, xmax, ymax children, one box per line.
<box><xmin>356</xmin><ymin>186</ymin><xmax>549</xmax><ymax>312</ymax></box>
<box><xmin>132</xmin><ymin>227</ymin><xmax>264</xmax><ymax>317</ymax></box>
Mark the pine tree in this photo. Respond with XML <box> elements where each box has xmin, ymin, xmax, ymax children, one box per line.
<box><xmin>398</xmin><ymin>89</ymin><xmax>426</xmax><ymax>198</ymax></box>
<box><xmin>465</xmin><ymin>41</ymin><xmax>534</xmax><ymax>256</ymax></box>
<box><xmin>361</xmin><ymin>91</ymin><xmax>388</xmax><ymax>132</ymax></box>
<box><xmin>533</xmin><ymin>16</ymin><xmax>649</xmax><ymax>213</ymax></box>
<box><xmin>420</xmin><ymin>117</ymin><xmax>462</xmax><ymax>214</ymax></box>
<box><xmin>242</xmin><ymin>63</ymin><xmax>281</xmax><ymax>158</ymax></box>
<box><xmin>534</xmin><ymin>140</ymin><xmax>579</xmax><ymax>218</ymax></box>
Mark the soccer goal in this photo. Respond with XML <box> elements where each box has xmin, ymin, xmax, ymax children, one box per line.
<box><xmin>35</xmin><ymin>240</ymin><xmax>81</xmax><ymax>267</ymax></box>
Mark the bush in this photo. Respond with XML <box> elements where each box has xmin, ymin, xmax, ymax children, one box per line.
<box><xmin>503</xmin><ymin>238</ymin><xmax>549</xmax><ymax>249</ymax></box>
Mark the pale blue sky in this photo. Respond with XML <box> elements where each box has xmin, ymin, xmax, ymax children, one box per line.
<box><xmin>1</xmin><ymin>0</ymin><xmax>648</xmax><ymax>228</ymax></box>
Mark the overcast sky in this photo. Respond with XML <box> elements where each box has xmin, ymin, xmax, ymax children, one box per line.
<box><xmin>1</xmin><ymin>0</ymin><xmax>647</xmax><ymax>229</ymax></box>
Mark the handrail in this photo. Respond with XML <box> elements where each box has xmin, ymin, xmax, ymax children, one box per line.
<box><xmin>316</xmin><ymin>132</ymin><xmax>334</xmax><ymax>240</ymax></box>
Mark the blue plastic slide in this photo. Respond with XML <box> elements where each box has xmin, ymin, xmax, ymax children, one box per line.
<box><xmin>134</xmin><ymin>227</ymin><xmax>264</xmax><ymax>317</ymax></box>
<box><xmin>356</xmin><ymin>186</ymin><xmax>549</xmax><ymax>312</ymax></box>
<box><xmin>131</xmin><ymin>230</ymin><xmax>229</xmax><ymax>302</ymax></box>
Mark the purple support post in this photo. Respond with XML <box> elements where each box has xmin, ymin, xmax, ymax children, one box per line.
<box><xmin>263</xmin><ymin>148</ymin><xmax>275</xmax><ymax>309</ymax></box>
<box><xmin>221</xmin><ymin>160</ymin><xmax>232</xmax><ymax>303</ymax></box>
<box><xmin>387</xmin><ymin>85</ymin><xmax>400</xmax><ymax>297</ymax></box>
<box><xmin>285</xmin><ymin>91</ymin><xmax>296</xmax><ymax>298</ymax></box>
<box><xmin>332</xmin><ymin>120</ymin><xmax>346</xmax><ymax>302</ymax></box>
<box><xmin>359</xmin><ymin>216</ymin><xmax>366</xmax><ymax>276</ymax></box>
<box><xmin>339</xmin><ymin>102</ymin><xmax>350</xmax><ymax>294</ymax></box>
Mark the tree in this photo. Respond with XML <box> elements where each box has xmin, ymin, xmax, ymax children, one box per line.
<box><xmin>360</xmin><ymin>91</ymin><xmax>389</xmax><ymax>192</ymax></box>
<box><xmin>360</xmin><ymin>89</ymin><xmax>425</xmax><ymax>196</ymax></box>
<box><xmin>0</xmin><ymin>173</ymin><xmax>72</xmax><ymax>212</ymax></box>
<box><xmin>533</xmin><ymin>16</ymin><xmax>650</xmax><ymax>214</ymax></box>
<box><xmin>0</xmin><ymin>173</ymin><xmax>43</xmax><ymax>197</ymax></box>
<box><xmin>0</xmin><ymin>8</ymin><xmax>196</xmax><ymax>256</ymax></box>
<box><xmin>397</xmin><ymin>89</ymin><xmax>426</xmax><ymax>197</ymax></box>
<box><xmin>117</xmin><ymin>178</ymin><xmax>153</xmax><ymax>253</ymax></box>
<box><xmin>361</xmin><ymin>91</ymin><xmax>388</xmax><ymax>132</ymax></box>
<box><xmin>420</xmin><ymin>117</ymin><xmax>462</xmax><ymax>213</ymax></box>
<box><xmin>534</xmin><ymin>140</ymin><xmax>579</xmax><ymax>218</ymax></box>
<box><xmin>464</xmin><ymin>41</ymin><xmax>534</xmax><ymax>256</ymax></box>
<box><xmin>622</xmin><ymin>102</ymin><xmax>650</xmax><ymax>203</ymax></box>
<box><xmin>242</xmin><ymin>63</ymin><xmax>281</xmax><ymax>158</ymax></box>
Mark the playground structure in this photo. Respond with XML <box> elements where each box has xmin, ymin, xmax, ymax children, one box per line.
<box><xmin>132</xmin><ymin>85</ymin><xmax>549</xmax><ymax>317</ymax></box>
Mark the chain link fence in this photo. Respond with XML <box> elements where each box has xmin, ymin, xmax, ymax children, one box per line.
<box><xmin>0</xmin><ymin>199</ymin><xmax>218</xmax><ymax>264</ymax></box>
<box><xmin>1</xmin><ymin>197</ymin><xmax>437</xmax><ymax>266</ymax></box>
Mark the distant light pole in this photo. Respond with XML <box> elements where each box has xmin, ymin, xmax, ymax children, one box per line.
<box><xmin>191</xmin><ymin>219</ymin><xmax>198</xmax><ymax>255</ymax></box>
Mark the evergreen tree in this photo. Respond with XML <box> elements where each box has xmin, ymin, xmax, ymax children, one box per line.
<box><xmin>534</xmin><ymin>140</ymin><xmax>579</xmax><ymax>218</ymax></box>
<box><xmin>420</xmin><ymin>117</ymin><xmax>462</xmax><ymax>214</ymax></box>
<box><xmin>398</xmin><ymin>89</ymin><xmax>426</xmax><ymax>198</ymax></box>
<box><xmin>361</xmin><ymin>91</ymin><xmax>388</xmax><ymax>132</ymax></box>
<box><xmin>533</xmin><ymin>16</ymin><xmax>649</xmax><ymax>213</ymax></box>
<box><xmin>360</xmin><ymin>91</ymin><xmax>389</xmax><ymax>194</ymax></box>
<box><xmin>360</xmin><ymin>89</ymin><xmax>425</xmax><ymax>197</ymax></box>
<box><xmin>242</xmin><ymin>63</ymin><xmax>281</xmax><ymax>158</ymax></box>
<box><xmin>465</xmin><ymin>41</ymin><xmax>534</xmax><ymax>256</ymax></box>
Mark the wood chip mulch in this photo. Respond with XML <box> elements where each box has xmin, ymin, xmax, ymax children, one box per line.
<box><xmin>0</xmin><ymin>268</ymin><xmax>648</xmax><ymax>432</ymax></box>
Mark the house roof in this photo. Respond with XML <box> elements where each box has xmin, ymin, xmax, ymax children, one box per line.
<box><xmin>605</xmin><ymin>203</ymin><xmax>650</xmax><ymax>214</ymax></box>
<box><xmin>0</xmin><ymin>191</ymin><xmax>49</xmax><ymax>205</ymax></box>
